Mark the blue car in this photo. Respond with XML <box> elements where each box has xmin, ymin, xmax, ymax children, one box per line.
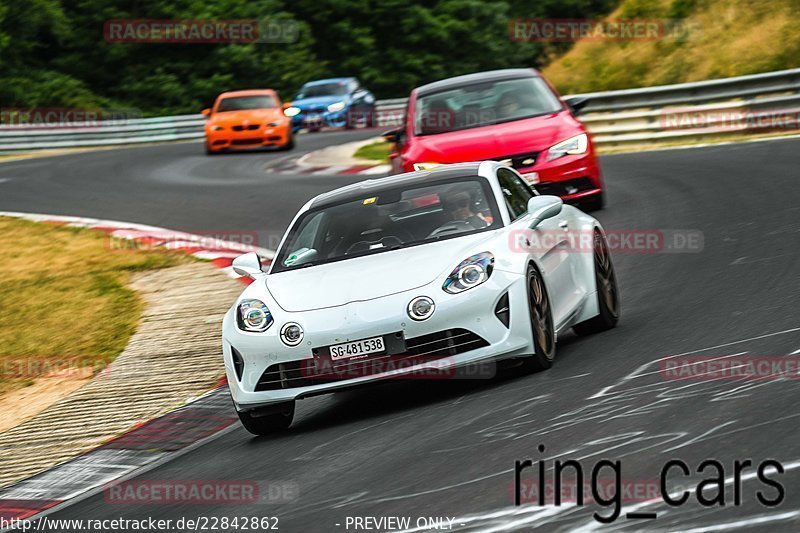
<box><xmin>285</xmin><ymin>77</ymin><xmax>376</xmax><ymax>132</ymax></box>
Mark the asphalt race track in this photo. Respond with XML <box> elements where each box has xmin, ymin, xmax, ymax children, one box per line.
<box><xmin>2</xmin><ymin>135</ymin><xmax>800</xmax><ymax>531</ymax></box>
<box><xmin>0</xmin><ymin>130</ymin><xmax>379</xmax><ymax>243</ymax></box>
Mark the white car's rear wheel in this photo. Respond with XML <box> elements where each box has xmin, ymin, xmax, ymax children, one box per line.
<box><xmin>236</xmin><ymin>401</ymin><xmax>295</xmax><ymax>436</ymax></box>
<box><xmin>520</xmin><ymin>264</ymin><xmax>556</xmax><ymax>373</ymax></box>
<box><xmin>574</xmin><ymin>229</ymin><xmax>620</xmax><ymax>335</ymax></box>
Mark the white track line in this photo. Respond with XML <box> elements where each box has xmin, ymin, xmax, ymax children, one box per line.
<box><xmin>590</xmin><ymin>327</ymin><xmax>800</xmax><ymax>399</ymax></box>
<box><xmin>0</xmin><ymin>425</ymin><xmax>239</xmax><ymax>532</ymax></box>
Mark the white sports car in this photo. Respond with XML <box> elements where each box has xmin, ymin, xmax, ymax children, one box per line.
<box><xmin>222</xmin><ymin>161</ymin><xmax>619</xmax><ymax>435</ymax></box>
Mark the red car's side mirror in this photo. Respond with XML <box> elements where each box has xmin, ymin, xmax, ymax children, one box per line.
<box><xmin>201</xmin><ymin>108</ymin><xmax>211</xmax><ymax>117</ymax></box>
<box><xmin>564</xmin><ymin>97</ymin><xmax>589</xmax><ymax>116</ymax></box>
<box><xmin>382</xmin><ymin>128</ymin><xmax>401</xmax><ymax>143</ymax></box>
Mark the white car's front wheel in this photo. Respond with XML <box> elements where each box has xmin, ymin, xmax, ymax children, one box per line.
<box><xmin>520</xmin><ymin>264</ymin><xmax>556</xmax><ymax>373</ymax></box>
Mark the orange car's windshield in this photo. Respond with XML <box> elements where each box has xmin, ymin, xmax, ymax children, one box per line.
<box><xmin>217</xmin><ymin>96</ymin><xmax>278</xmax><ymax>112</ymax></box>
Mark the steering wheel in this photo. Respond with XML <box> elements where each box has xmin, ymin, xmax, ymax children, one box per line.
<box><xmin>426</xmin><ymin>220</ymin><xmax>475</xmax><ymax>239</ymax></box>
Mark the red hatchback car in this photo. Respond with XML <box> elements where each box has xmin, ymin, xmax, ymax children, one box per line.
<box><xmin>384</xmin><ymin>69</ymin><xmax>604</xmax><ymax>210</ymax></box>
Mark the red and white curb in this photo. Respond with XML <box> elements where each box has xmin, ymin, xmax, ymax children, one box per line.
<box><xmin>0</xmin><ymin>212</ymin><xmax>269</xmax><ymax>524</ymax></box>
<box><xmin>0</xmin><ymin>211</ymin><xmax>275</xmax><ymax>285</ymax></box>
<box><xmin>0</xmin><ymin>383</ymin><xmax>237</xmax><ymax>525</ymax></box>
<box><xmin>264</xmin><ymin>155</ymin><xmax>390</xmax><ymax>176</ymax></box>
<box><xmin>299</xmin><ymin>162</ymin><xmax>390</xmax><ymax>176</ymax></box>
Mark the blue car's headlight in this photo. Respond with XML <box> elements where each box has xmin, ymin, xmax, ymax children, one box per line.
<box><xmin>442</xmin><ymin>252</ymin><xmax>494</xmax><ymax>294</ymax></box>
<box><xmin>327</xmin><ymin>101</ymin><xmax>346</xmax><ymax>113</ymax></box>
<box><xmin>237</xmin><ymin>299</ymin><xmax>273</xmax><ymax>332</ymax></box>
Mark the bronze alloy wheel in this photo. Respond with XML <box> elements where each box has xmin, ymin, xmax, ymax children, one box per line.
<box><xmin>595</xmin><ymin>230</ymin><xmax>619</xmax><ymax>317</ymax></box>
<box><xmin>574</xmin><ymin>229</ymin><xmax>620</xmax><ymax>335</ymax></box>
<box><xmin>520</xmin><ymin>264</ymin><xmax>556</xmax><ymax>372</ymax></box>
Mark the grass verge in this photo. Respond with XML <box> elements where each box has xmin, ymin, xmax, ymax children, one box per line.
<box><xmin>544</xmin><ymin>0</ymin><xmax>800</xmax><ymax>94</ymax></box>
<box><xmin>0</xmin><ymin>216</ymin><xmax>192</xmax><ymax>396</ymax></box>
<box><xmin>596</xmin><ymin>130</ymin><xmax>800</xmax><ymax>154</ymax></box>
<box><xmin>354</xmin><ymin>140</ymin><xmax>391</xmax><ymax>163</ymax></box>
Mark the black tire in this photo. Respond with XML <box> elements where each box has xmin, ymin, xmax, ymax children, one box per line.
<box><xmin>581</xmin><ymin>192</ymin><xmax>605</xmax><ymax>211</ymax></box>
<box><xmin>236</xmin><ymin>402</ymin><xmax>295</xmax><ymax>436</ymax></box>
<box><xmin>205</xmin><ymin>144</ymin><xmax>218</xmax><ymax>155</ymax></box>
<box><xmin>519</xmin><ymin>264</ymin><xmax>556</xmax><ymax>373</ymax></box>
<box><xmin>573</xmin><ymin>229</ymin><xmax>620</xmax><ymax>335</ymax></box>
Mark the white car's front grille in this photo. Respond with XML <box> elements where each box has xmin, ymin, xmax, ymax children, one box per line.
<box><xmin>253</xmin><ymin>328</ymin><xmax>489</xmax><ymax>391</ymax></box>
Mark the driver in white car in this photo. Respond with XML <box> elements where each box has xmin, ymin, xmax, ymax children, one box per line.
<box><xmin>442</xmin><ymin>189</ymin><xmax>488</xmax><ymax>229</ymax></box>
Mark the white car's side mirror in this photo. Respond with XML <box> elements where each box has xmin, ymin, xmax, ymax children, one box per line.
<box><xmin>232</xmin><ymin>252</ymin><xmax>263</xmax><ymax>278</ymax></box>
<box><xmin>527</xmin><ymin>195</ymin><xmax>563</xmax><ymax>228</ymax></box>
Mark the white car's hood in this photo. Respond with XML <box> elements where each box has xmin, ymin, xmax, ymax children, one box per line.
<box><xmin>266</xmin><ymin>231</ymin><xmax>498</xmax><ymax>312</ymax></box>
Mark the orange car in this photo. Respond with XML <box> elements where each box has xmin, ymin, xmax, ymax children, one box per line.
<box><xmin>203</xmin><ymin>90</ymin><xmax>294</xmax><ymax>154</ymax></box>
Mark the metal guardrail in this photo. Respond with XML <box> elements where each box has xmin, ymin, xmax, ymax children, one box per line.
<box><xmin>569</xmin><ymin>68</ymin><xmax>800</xmax><ymax>147</ymax></box>
<box><xmin>568</xmin><ymin>68</ymin><xmax>800</xmax><ymax>112</ymax></box>
<box><xmin>1</xmin><ymin>68</ymin><xmax>799</xmax><ymax>153</ymax></box>
<box><xmin>0</xmin><ymin>115</ymin><xmax>206</xmax><ymax>153</ymax></box>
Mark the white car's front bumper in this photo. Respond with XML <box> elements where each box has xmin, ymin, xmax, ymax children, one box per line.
<box><xmin>222</xmin><ymin>269</ymin><xmax>534</xmax><ymax>411</ymax></box>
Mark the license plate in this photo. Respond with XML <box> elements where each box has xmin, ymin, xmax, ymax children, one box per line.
<box><xmin>329</xmin><ymin>336</ymin><xmax>385</xmax><ymax>360</ymax></box>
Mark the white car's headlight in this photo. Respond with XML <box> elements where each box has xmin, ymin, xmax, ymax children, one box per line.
<box><xmin>284</xmin><ymin>106</ymin><xmax>301</xmax><ymax>117</ymax></box>
<box><xmin>327</xmin><ymin>101</ymin><xmax>346</xmax><ymax>113</ymax></box>
<box><xmin>443</xmin><ymin>252</ymin><xmax>494</xmax><ymax>294</ymax></box>
<box><xmin>413</xmin><ymin>162</ymin><xmax>442</xmax><ymax>171</ymax></box>
<box><xmin>546</xmin><ymin>133</ymin><xmax>588</xmax><ymax>161</ymax></box>
<box><xmin>237</xmin><ymin>299</ymin><xmax>273</xmax><ymax>332</ymax></box>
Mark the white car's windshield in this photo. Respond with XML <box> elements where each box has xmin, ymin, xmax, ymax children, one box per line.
<box><xmin>273</xmin><ymin>177</ymin><xmax>502</xmax><ymax>272</ymax></box>
<box><xmin>415</xmin><ymin>76</ymin><xmax>562</xmax><ymax>135</ymax></box>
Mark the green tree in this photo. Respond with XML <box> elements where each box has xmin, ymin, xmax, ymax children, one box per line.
<box><xmin>0</xmin><ymin>0</ymin><xmax>620</xmax><ymax>114</ymax></box>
